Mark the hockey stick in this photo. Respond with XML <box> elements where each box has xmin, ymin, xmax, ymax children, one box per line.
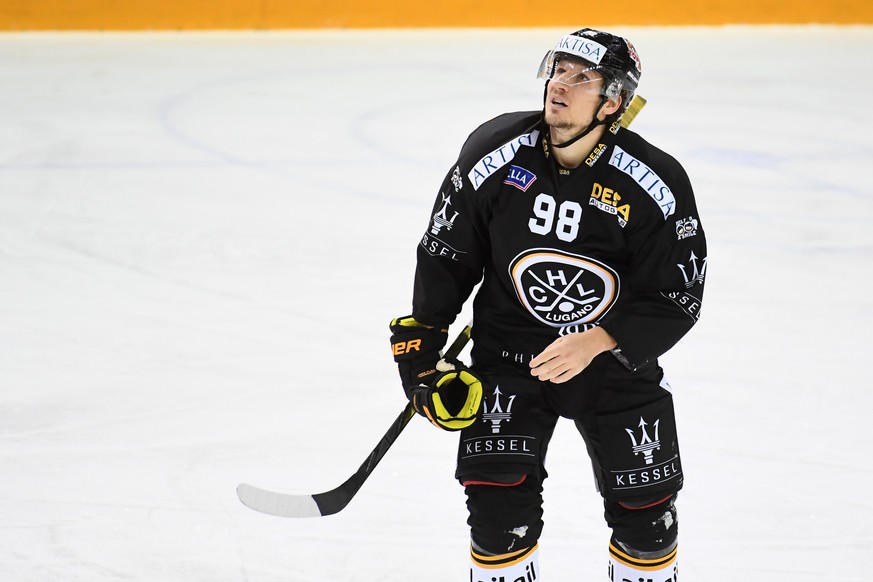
<box><xmin>237</xmin><ymin>322</ymin><xmax>473</xmax><ymax>518</ymax></box>
<box><xmin>619</xmin><ymin>94</ymin><xmax>646</xmax><ymax>128</ymax></box>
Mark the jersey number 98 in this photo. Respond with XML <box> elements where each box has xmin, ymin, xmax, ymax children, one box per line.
<box><xmin>528</xmin><ymin>193</ymin><xmax>582</xmax><ymax>242</ymax></box>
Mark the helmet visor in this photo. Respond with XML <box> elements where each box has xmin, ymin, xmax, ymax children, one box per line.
<box><xmin>537</xmin><ymin>51</ymin><xmax>618</xmax><ymax>98</ymax></box>
<box><xmin>537</xmin><ymin>52</ymin><xmax>606</xmax><ymax>91</ymax></box>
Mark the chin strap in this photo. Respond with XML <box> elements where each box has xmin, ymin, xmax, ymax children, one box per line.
<box><xmin>548</xmin><ymin>116</ymin><xmax>606</xmax><ymax>149</ymax></box>
<box><xmin>545</xmin><ymin>92</ymin><xmax>614</xmax><ymax>150</ymax></box>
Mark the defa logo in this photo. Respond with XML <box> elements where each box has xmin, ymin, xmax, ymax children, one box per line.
<box><xmin>589</xmin><ymin>182</ymin><xmax>631</xmax><ymax>227</ymax></box>
<box><xmin>585</xmin><ymin>143</ymin><xmax>608</xmax><ymax>167</ymax></box>
<box><xmin>510</xmin><ymin>249</ymin><xmax>619</xmax><ymax>327</ymax></box>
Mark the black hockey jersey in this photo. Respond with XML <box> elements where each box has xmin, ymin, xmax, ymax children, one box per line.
<box><xmin>411</xmin><ymin>111</ymin><xmax>706</xmax><ymax>373</ymax></box>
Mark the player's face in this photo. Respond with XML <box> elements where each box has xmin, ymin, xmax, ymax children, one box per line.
<box><xmin>544</xmin><ymin>58</ymin><xmax>608</xmax><ymax>132</ymax></box>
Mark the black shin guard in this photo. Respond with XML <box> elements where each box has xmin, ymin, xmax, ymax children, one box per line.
<box><xmin>464</xmin><ymin>474</ymin><xmax>544</xmax><ymax>556</ymax></box>
<box><xmin>606</xmin><ymin>494</ymin><xmax>678</xmax><ymax>556</ymax></box>
<box><xmin>606</xmin><ymin>495</ymin><xmax>679</xmax><ymax>582</ymax></box>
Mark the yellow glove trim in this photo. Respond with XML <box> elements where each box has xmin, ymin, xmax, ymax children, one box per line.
<box><xmin>390</xmin><ymin>316</ymin><xmax>430</xmax><ymax>329</ymax></box>
<box><xmin>431</xmin><ymin>370</ymin><xmax>483</xmax><ymax>431</ymax></box>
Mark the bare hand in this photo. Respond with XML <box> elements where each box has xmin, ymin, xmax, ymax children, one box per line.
<box><xmin>529</xmin><ymin>327</ymin><xmax>617</xmax><ymax>384</ymax></box>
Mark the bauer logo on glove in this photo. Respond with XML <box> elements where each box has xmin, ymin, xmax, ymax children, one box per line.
<box><xmin>389</xmin><ymin>316</ymin><xmax>449</xmax><ymax>389</ymax></box>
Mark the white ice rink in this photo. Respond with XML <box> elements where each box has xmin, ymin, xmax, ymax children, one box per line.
<box><xmin>1</xmin><ymin>26</ymin><xmax>871</xmax><ymax>581</ymax></box>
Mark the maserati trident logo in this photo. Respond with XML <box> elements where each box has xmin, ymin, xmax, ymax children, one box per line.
<box><xmin>677</xmin><ymin>251</ymin><xmax>706</xmax><ymax>288</ymax></box>
<box><xmin>625</xmin><ymin>416</ymin><xmax>661</xmax><ymax>465</ymax></box>
<box><xmin>431</xmin><ymin>192</ymin><xmax>459</xmax><ymax>235</ymax></box>
<box><xmin>482</xmin><ymin>386</ymin><xmax>515</xmax><ymax>434</ymax></box>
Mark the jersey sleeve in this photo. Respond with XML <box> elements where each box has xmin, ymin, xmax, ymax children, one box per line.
<box><xmin>410</xmin><ymin>161</ymin><xmax>490</xmax><ymax>327</ymax></box>
<box><xmin>409</xmin><ymin>111</ymin><xmax>541</xmax><ymax>328</ymax></box>
<box><xmin>598</xmin><ymin>160</ymin><xmax>707</xmax><ymax>370</ymax></box>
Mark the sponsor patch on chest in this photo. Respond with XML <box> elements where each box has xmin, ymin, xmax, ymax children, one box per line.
<box><xmin>503</xmin><ymin>165</ymin><xmax>537</xmax><ymax>192</ymax></box>
<box><xmin>589</xmin><ymin>182</ymin><xmax>631</xmax><ymax>227</ymax></box>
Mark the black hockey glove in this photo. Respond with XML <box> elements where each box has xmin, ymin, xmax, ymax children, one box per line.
<box><xmin>389</xmin><ymin>316</ymin><xmax>483</xmax><ymax>431</ymax></box>
<box><xmin>407</xmin><ymin>358</ymin><xmax>483</xmax><ymax>431</ymax></box>
<box><xmin>389</xmin><ymin>316</ymin><xmax>449</xmax><ymax>390</ymax></box>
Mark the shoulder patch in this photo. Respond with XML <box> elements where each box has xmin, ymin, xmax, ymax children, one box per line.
<box><xmin>608</xmin><ymin>145</ymin><xmax>676</xmax><ymax>218</ymax></box>
<box><xmin>468</xmin><ymin>130</ymin><xmax>540</xmax><ymax>191</ymax></box>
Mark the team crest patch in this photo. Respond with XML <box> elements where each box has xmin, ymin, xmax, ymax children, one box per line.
<box><xmin>509</xmin><ymin>248</ymin><xmax>619</xmax><ymax>327</ymax></box>
<box><xmin>503</xmin><ymin>165</ymin><xmax>537</xmax><ymax>192</ymax></box>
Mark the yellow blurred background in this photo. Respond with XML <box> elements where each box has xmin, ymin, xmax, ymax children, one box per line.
<box><xmin>1</xmin><ymin>0</ymin><xmax>871</xmax><ymax>30</ymax></box>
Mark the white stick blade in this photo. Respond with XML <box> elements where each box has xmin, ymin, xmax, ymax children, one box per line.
<box><xmin>236</xmin><ymin>483</ymin><xmax>322</xmax><ymax>518</ymax></box>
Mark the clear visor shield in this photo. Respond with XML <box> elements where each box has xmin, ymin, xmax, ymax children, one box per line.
<box><xmin>536</xmin><ymin>51</ymin><xmax>608</xmax><ymax>94</ymax></box>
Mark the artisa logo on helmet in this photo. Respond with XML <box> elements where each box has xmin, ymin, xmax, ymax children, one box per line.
<box><xmin>556</xmin><ymin>35</ymin><xmax>608</xmax><ymax>65</ymax></box>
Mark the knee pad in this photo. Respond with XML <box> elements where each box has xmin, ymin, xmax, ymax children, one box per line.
<box><xmin>463</xmin><ymin>472</ymin><xmax>544</xmax><ymax>556</ymax></box>
<box><xmin>605</xmin><ymin>493</ymin><xmax>678</xmax><ymax>556</ymax></box>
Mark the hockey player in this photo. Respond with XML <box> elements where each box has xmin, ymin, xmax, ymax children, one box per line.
<box><xmin>390</xmin><ymin>28</ymin><xmax>705</xmax><ymax>582</ymax></box>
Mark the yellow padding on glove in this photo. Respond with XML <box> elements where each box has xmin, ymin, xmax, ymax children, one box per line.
<box><xmin>390</xmin><ymin>316</ymin><xmax>427</xmax><ymax>328</ymax></box>
<box><xmin>428</xmin><ymin>370</ymin><xmax>483</xmax><ymax>431</ymax></box>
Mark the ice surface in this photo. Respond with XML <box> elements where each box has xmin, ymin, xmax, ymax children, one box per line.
<box><xmin>1</xmin><ymin>26</ymin><xmax>871</xmax><ymax>581</ymax></box>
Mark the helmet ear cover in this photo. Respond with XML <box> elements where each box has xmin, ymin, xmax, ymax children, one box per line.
<box><xmin>603</xmin><ymin>77</ymin><xmax>624</xmax><ymax>100</ymax></box>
